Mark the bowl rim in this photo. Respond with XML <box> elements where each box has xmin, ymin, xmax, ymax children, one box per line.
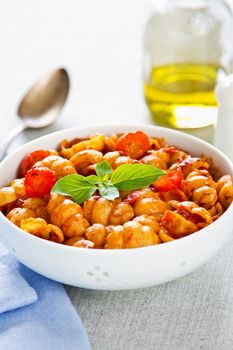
<box><xmin>0</xmin><ymin>123</ymin><xmax>233</xmax><ymax>255</ymax></box>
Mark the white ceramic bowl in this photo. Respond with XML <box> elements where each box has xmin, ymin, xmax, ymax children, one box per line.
<box><xmin>0</xmin><ymin>124</ymin><xmax>233</xmax><ymax>290</ymax></box>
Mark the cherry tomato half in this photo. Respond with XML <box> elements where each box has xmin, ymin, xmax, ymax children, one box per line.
<box><xmin>153</xmin><ymin>169</ymin><xmax>184</xmax><ymax>192</ymax></box>
<box><xmin>19</xmin><ymin>150</ymin><xmax>52</xmax><ymax>177</ymax></box>
<box><xmin>116</xmin><ymin>131</ymin><xmax>150</xmax><ymax>159</ymax></box>
<box><xmin>25</xmin><ymin>166</ymin><xmax>56</xmax><ymax>198</ymax></box>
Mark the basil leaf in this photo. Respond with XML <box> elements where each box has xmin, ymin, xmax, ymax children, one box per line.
<box><xmin>110</xmin><ymin>164</ymin><xmax>166</xmax><ymax>190</ymax></box>
<box><xmin>51</xmin><ymin>163</ymin><xmax>166</xmax><ymax>204</ymax></box>
<box><xmin>99</xmin><ymin>183</ymin><xmax>119</xmax><ymax>200</ymax></box>
<box><xmin>96</xmin><ymin>161</ymin><xmax>112</xmax><ymax>178</ymax></box>
<box><xmin>85</xmin><ymin>175</ymin><xmax>100</xmax><ymax>185</ymax></box>
<box><xmin>51</xmin><ymin>174</ymin><xmax>96</xmax><ymax>204</ymax></box>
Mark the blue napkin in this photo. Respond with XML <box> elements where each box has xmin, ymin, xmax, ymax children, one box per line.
<box><xmin>0</xmin><ymin>241</ymin><xmax>91</xmax><ymax>350</ymax></box>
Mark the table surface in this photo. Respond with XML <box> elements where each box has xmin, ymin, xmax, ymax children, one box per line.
<box><xmin>1</xmin><ymin>1</ymin><xmax>233</xmax><ymax>349</ymax></box>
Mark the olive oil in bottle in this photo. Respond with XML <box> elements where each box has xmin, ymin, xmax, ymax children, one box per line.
<box><xmin>143</xmin><ymin>0</ymin><xmax>233</xmax><ymax>131</ymax></box>
<box><xmin>144</xmin><ymin>63</ymin><xmax>221</xmax><ymax>129</ymax></box>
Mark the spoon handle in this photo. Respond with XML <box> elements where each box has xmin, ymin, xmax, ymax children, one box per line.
<box><xmin>0</xmin><ymin>123</ymin><xmax>26</xmax><ymax>162</ymax></box>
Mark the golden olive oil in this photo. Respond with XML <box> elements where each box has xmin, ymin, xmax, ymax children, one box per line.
<box><xmin>144</xmin><ymin>64</ymin><xmax>221</xmax><ymax>129</ymax></box>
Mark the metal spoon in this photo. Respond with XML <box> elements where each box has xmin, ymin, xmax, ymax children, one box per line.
<box><xmin>0</xmin><ymin>68</ymin><xmax>70</xmax><ymax>161</ymax></box>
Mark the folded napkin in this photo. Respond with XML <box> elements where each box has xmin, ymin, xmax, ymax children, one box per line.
<box><xmin>0</xmin><ymin>241</ymin><xmax>91</xmax><ymax>350</ymax></box>
<box><xmin>0</xmin><ymin>261</ymin><xmax>37</xmax><ymax>314</ymax></box>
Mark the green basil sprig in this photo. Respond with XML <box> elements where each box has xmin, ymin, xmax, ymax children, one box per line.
<box><xmin>51</xmin><ymin>161</ymin><xmax>166</xmax><ymax>204</ymax></box>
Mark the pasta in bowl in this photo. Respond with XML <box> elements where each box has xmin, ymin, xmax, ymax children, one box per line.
<box><xmin>0</xmin><ymin>124</ymin><xmax>232</xmax><ymax>290</ymax></box>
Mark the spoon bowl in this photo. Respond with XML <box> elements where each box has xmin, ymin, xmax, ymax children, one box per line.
<box><xmin>18</xmin><ymin>68</ymin><xmax>69</xmax><ymax>128</ymax></box>
<box><xmin>0</xmin><ymin>67</ymin><xmax>70</xmax><ymax>161</ymax></box>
